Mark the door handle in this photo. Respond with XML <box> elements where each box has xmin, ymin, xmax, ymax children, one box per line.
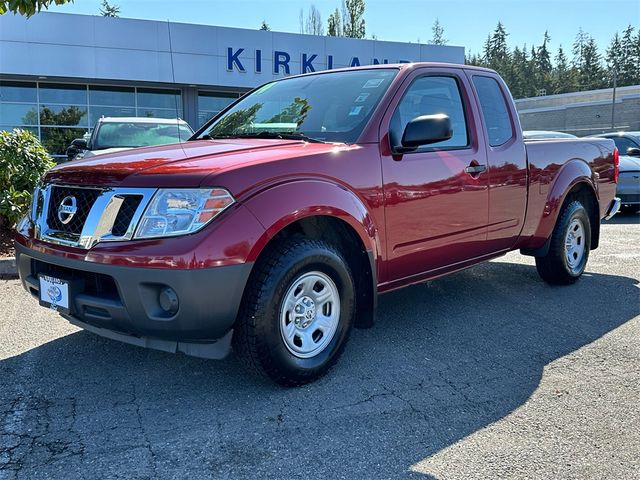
<box><xmin>464</xmin><ymin>164</ymin><xmax>487</xmax><ymax>175</ymax></box>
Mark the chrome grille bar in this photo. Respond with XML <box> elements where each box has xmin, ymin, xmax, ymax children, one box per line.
<box><xmin>33</xmin><ymin>184</ymin><xmax>157</xmax><ymax>249</ymax></box>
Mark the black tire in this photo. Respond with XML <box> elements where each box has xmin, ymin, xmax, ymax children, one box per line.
<box><xmin>233</xmin><ymin>237</ymin><xmax>355</xmax><ymax>386</ymax></box>
<box><xmin>535</xmin><ymin>200</ymin><xmax>591</xmax><ymax>285</ymax></box>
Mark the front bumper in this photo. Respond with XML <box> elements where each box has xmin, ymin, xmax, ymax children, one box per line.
<box><xmin>16</xmin><ymin>242</ymin><xmax>253</xmax><ymax>359</ymax></box>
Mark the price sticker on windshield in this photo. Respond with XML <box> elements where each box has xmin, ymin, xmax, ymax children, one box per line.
<box><xmin>363</xmin><ymin>78</ymin><xmax>384</xmax><ymax>88</ymax></box>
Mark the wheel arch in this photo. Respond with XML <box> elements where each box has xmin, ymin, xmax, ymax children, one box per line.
<box><xmin>242</xmin><ymin>180</ymin><xmax>380</xmax><ymax>328</ymax></box>
<box><xmin>522</xmin><ymin>170</ymin><xmax>600</xmax><ymax>256</ymax></box>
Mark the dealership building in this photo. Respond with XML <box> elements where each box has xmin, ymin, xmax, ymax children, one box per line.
<box><xmin>0</xmin><ymin>12</ymin><xmax>465</xmax><ymax>157</ymax></box>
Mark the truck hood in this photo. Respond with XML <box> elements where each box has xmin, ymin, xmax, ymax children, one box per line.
<box><xmin>44</xmin><ymin>138</ymin><xmax>342</xmax><ymax>188</ymax></box>
<box><xmin>80</xmin><ymin>147</ymin><xmax>133</xmax><ymax>159</ymax></box>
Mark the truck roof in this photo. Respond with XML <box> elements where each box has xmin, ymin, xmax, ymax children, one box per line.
<box><xmin>271</xmin><ymin>62</ymin><xmax>497</xmax><ymax>82</ymax></box>
<box><xmin>97</xmin><ymin>117</ymin><xmax>189</xmax><ymax>125</ymax></box>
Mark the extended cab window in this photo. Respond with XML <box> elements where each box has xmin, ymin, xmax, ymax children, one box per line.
<box><xmin>472</xmin><ymin>76</ymin><xmax>514</xmax><ymax>147</ymax></box>
<box><xmin>390</xmin><ymin>76</ymin><xmax>468</xmax><ymax>150</ymax></box>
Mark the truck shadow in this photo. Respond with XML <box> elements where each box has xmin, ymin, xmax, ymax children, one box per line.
<box><xmin>1</xmin><ymin>260</ymin><xmax>638</xmax><ymax>478</ymax></box>
<box><xmin>604</xmin><ymin>209</ymin><xmax>639</xmax><ymax>224</ymax></box>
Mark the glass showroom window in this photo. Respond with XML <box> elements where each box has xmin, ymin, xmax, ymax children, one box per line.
<box><xmin>197</xmin><ymin>92</ymin><xmax>238</xmax><ymax>127</ymax></box>
<box><xmin>0</xmin><ymin>81</ymin><xmax>39</xmax><ymax>137</ymax></box>
<box><xmin>39</xmin><ymin>83</ymin><xmax>89</xmax><ymax>157</ymax></box>
<box><xmin>89</xmin><ymin>85</ymin><xmax>136</xmax><ymax>125</ymax></box>
<box><xmin>136</xmin><ymin>88</ymin><xmax>183</xmax><ymax>119</ymax></box>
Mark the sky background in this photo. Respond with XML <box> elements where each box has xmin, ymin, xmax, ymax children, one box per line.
<box><xmin>45</xmin><ymin>0</ymin><xmax>639</xmax><ymax>58</ymax></box>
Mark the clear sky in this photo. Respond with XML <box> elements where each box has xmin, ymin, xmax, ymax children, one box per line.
<box><xmin>45</xmin><ymin>0</ymin><xmax>639</xmax><ymax>58</ymax></box>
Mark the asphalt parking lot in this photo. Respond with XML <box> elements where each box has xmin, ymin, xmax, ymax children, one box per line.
<box><xmin>1</xmin><ymin>212</ymin><xmax>638</xmax><ymax>480</ymax></box>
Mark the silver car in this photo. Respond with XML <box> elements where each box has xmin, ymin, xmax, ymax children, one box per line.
<box><xmin>594</xmin><ymin>132</ymin><xmax>640</xmax><ymax>211</ymax></box>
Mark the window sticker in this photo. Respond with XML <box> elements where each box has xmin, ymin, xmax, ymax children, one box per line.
<box><xmin>354</xmin><ymin>93</ymin><xmax>370</xmax><ymax>103</ymax></box>
<box><xmin>363</xmin><ymin>79</ymin><xmax>384</xmax><ymax>88</ymax></box>
<box><xmin>349</xmin><ymin>106</ymin><xmax>363</xmax><ymax>116</ymax></box>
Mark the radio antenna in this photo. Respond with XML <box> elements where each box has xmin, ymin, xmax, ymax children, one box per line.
<box><xmin>166</xmin><ymin>19</ymin><xmax>185</xmax><ymax>144</ymax></box>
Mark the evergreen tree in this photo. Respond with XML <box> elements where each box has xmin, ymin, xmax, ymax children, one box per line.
<box><xmin>430</xmin><ymin>19</ymin><xmax>447</xmax><ymax>45</ymax></box>
<box><xmin>99</xmin><ymin>0</ymin><xmax>119</xmax><ymax>17</ymax></box>
<box><xmin>536</xmin><ymin>31</ymin><xmax>553</xmax><ymax>94</ymax></box>
<box><xmin>553</xmin><ymin>45</ymin><xmax>577</xmax><ymax>94</ymax></box>
<box><xmin>618</xmin><ymin>25</ymin><xmax>638</xmax><ymax>86</ymax></box>
<box><xmin>606</xmin><ymin>32</ymin><xmax>623</xmax><ymax>85</ymax></box>
<box><xmin>572</xmin><ymin>29</ymin><xmax>605</xmax><ymax>90</ymax></box>
<box><xmin>486</xmin><ymin>22</ymin><xmax>510</xmax><ymax>74</ymax></box>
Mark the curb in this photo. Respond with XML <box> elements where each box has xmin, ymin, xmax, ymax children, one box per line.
<box><xmin>0</xmin><ymin>257</ymin><xmax>17</xmax><ymax>278</ymax></box>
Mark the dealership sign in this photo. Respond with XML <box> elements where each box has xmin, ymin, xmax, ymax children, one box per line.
<box><xmin>227</xmin><ymin>48</ymin><xmax>412</xmax><ymax>75</ymax></box>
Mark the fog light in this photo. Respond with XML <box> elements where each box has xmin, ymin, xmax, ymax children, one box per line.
<box><xmin>158</xmin><ymin>287</ymin><xmax>179</xmax><ymax>315</ymax></box>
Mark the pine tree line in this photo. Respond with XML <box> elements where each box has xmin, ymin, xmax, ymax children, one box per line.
<box><xmin>466</xmin><ymin>23</ymin><xmax>640</xmax><ymax>99</ymax></box>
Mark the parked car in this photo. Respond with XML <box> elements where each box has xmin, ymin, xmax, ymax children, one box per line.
<box><xmin>594</xmin><ymin>132</ymin><xmax>640</xmax><ymax>210</ymax></box>
<box><xmin>65</xmin><ymin>117</ymin><xmax>194</xmax><ymax>161</ymax></box>
<box><xmin>17</xmin><ymin>63</ymin><xmax>620</xmax><ymax>385</ymax></box>
<box><xmin>523</xmin><ymin>130</ymin><xmax>577</xmax><ymax>139</ymax></box>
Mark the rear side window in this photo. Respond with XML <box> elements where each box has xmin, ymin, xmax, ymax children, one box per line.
<box><xmin>472</xmin><ymin>76</ymin><xmax>514</xmax><ymax>147</ymax></box>
<box><xmin>390</xmin><ymin>76</ymin><xmax>469</xmax><ymax>150</ymax></box>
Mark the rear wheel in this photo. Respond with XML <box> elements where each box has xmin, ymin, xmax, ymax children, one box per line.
<box><xmin>535</xmin><ymin>200</ymin><xmax>591</xmax><ymax>285</ymax></box>
<box><xmin>233</xmin><ymin>237</ymin><xmax>355</xmax><ymax>386</ymax></box>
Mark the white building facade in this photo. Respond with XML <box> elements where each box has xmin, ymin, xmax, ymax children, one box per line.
<box><xmin>0</xmin><ymin>12</ymin><xmax>465</xmax><ymax>156</ymax></box>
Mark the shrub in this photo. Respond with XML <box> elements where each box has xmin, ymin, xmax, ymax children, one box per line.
<box><xmin>0</xmin><ymin>129</ymin><xmax>55</xmax><ymax>227</ymax></box>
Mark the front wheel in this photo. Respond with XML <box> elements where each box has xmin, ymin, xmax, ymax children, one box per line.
<box><xmin>535</xmin><ymin>200</ymin><xmax>591</xmax><ymax>285</ymax></box>
<box><xmin>233</xmin><ymin>237</ymin><xmax>355</xmax><ymax>386</ymax></box>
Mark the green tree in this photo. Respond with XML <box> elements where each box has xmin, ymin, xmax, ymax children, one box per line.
<box><xmin>259</xmin><ymin>20</ymin><xmax>270</xmax><ymax>31</ymax></box>
<box><xmin>0</xmin><ymin>129</ymin><xmax>54</xmax><ymax>226</ymax></box>
<box><xmin>342</xmin><ymin>0</ymin><xmax>365</xmax><ymax>39</ymax></box>
<box><xmin>572</xmin><ymin>29</ymin><xmax>605</xmax><ymax>90</ymax></box>
<box><xmin>552</xmin><ymin>45</ymin><xmax>578</xmax><ymax>94</ymax></box>
<box><xmin>508</xmin><ymin>45</ymin><xmax>529</xmax><ymax>98</ymax></box>
<box><xmin>99</xmin><ymin>0</ymin><xmax>119</xmax><ymax>17</ymax></box>
<box><xmin>535</xmin><ymin>31</ymin><xmax>553</xmax><ymax>94</ymax></box>
<box><xmin>327</xmin><ymin>8</ymin><xmax>342</xmax><ymax>36</ymax></box>
<box><xmin>606</xmin><ymin>32</ymin><xmax>623</xmax><ymax>84</ymax></box>
<box><xmin>0</xmin><ymin>0</ymin><xmax>72</xmax><ymax>16</ymax></box>
<box><xmin>430</xmin><ymin>18</ymin><xmax>447</xmax><ymax>45</ymax></box>
<box><xmin>484</xmin><ymin>22</ymin><xmax>510</xmax><ymax>73</ymax></box>
<box><xmin>618</xmin><ymin>25</ymin><xmax>638</xmax><ymax>86</ymax></box>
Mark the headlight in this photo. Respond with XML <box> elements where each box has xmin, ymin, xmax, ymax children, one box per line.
<box><xmin>134</xmin><ymin>188</ymin><xmax>235</xmax><ymax>239</ymax></box>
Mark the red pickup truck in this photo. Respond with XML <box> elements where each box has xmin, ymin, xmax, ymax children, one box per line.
<box><xmin>16</xmin><ymin>63</ymin><xmax>620</xmax><ymax>385</ymax></box>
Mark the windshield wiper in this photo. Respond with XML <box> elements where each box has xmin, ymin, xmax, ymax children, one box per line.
<box><xmin>200</xmin><ymin>131</ymin><xmax>325</xmax><ymax>143</ymax></box>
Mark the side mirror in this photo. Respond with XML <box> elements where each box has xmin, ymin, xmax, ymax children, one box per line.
<box><xmin>395</xmin><ymin>114</ymin><xmax>453</xmax><ymax>153</ymax></box>
<box><xmin>65</xmin><ymin>138</ymin><xmax>88</xmax><ymax>161</ymax></box>
<box><xmin>626</xmin><ymin>147</ymin><xmax>640</xmax><ymax>157</ymax></box>
<box><xmin>71</xmin><ymin>138</ymin><xmax>88</xmax><ymax>150</ymax></box>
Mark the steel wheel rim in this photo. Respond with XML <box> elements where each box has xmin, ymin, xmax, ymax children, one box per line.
<box><xmin>279</xmin><ymin>271</ymin><xmax>340</xmax><ymax>359</ymax></box>
<box><xmin>564</xmin><ymin>217</ymin><xmax>586</xmax><ymax>273</ymax></box>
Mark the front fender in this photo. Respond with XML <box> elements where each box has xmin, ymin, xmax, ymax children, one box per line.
<box><xmin>530</xmin><ymin>158</ymin><xmax>597</xmax><ymax>246</ymax></box>
<box><xmin>242</xmin><ymin>179</ymin><xmax>381</xmax><ymax>266</ymax></box>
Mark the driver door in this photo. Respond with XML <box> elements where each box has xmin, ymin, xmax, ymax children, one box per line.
<box><xmin>380</xmin><ymin>67</ymin><xmax>490</xmax><ymax>283</ymax></box>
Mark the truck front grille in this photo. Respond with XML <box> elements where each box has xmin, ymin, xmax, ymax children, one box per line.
<box><xmin>46</xmin><ymin>186</ymin><xmax>101</xmax><ymax>235</ymax></box>
<box><xmin>111</xmin><ymin>195</ymin><xmax>143</xmax><ymax>237</ymax></box>
<box><xmin>33</xmin><ymin>184</ymin><xmax>156</xmax><ymax>249</ymax></box>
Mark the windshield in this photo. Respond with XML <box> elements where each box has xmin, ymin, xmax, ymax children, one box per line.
<box><xmin>93</xmin><ymin>122</ymin><xmax>193</xmax><ymax>150</ymax></box>
<box><xmin>197</xmin><ymin>69</ymin><xmax>398</xmax><ymax>144</ymax></box>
